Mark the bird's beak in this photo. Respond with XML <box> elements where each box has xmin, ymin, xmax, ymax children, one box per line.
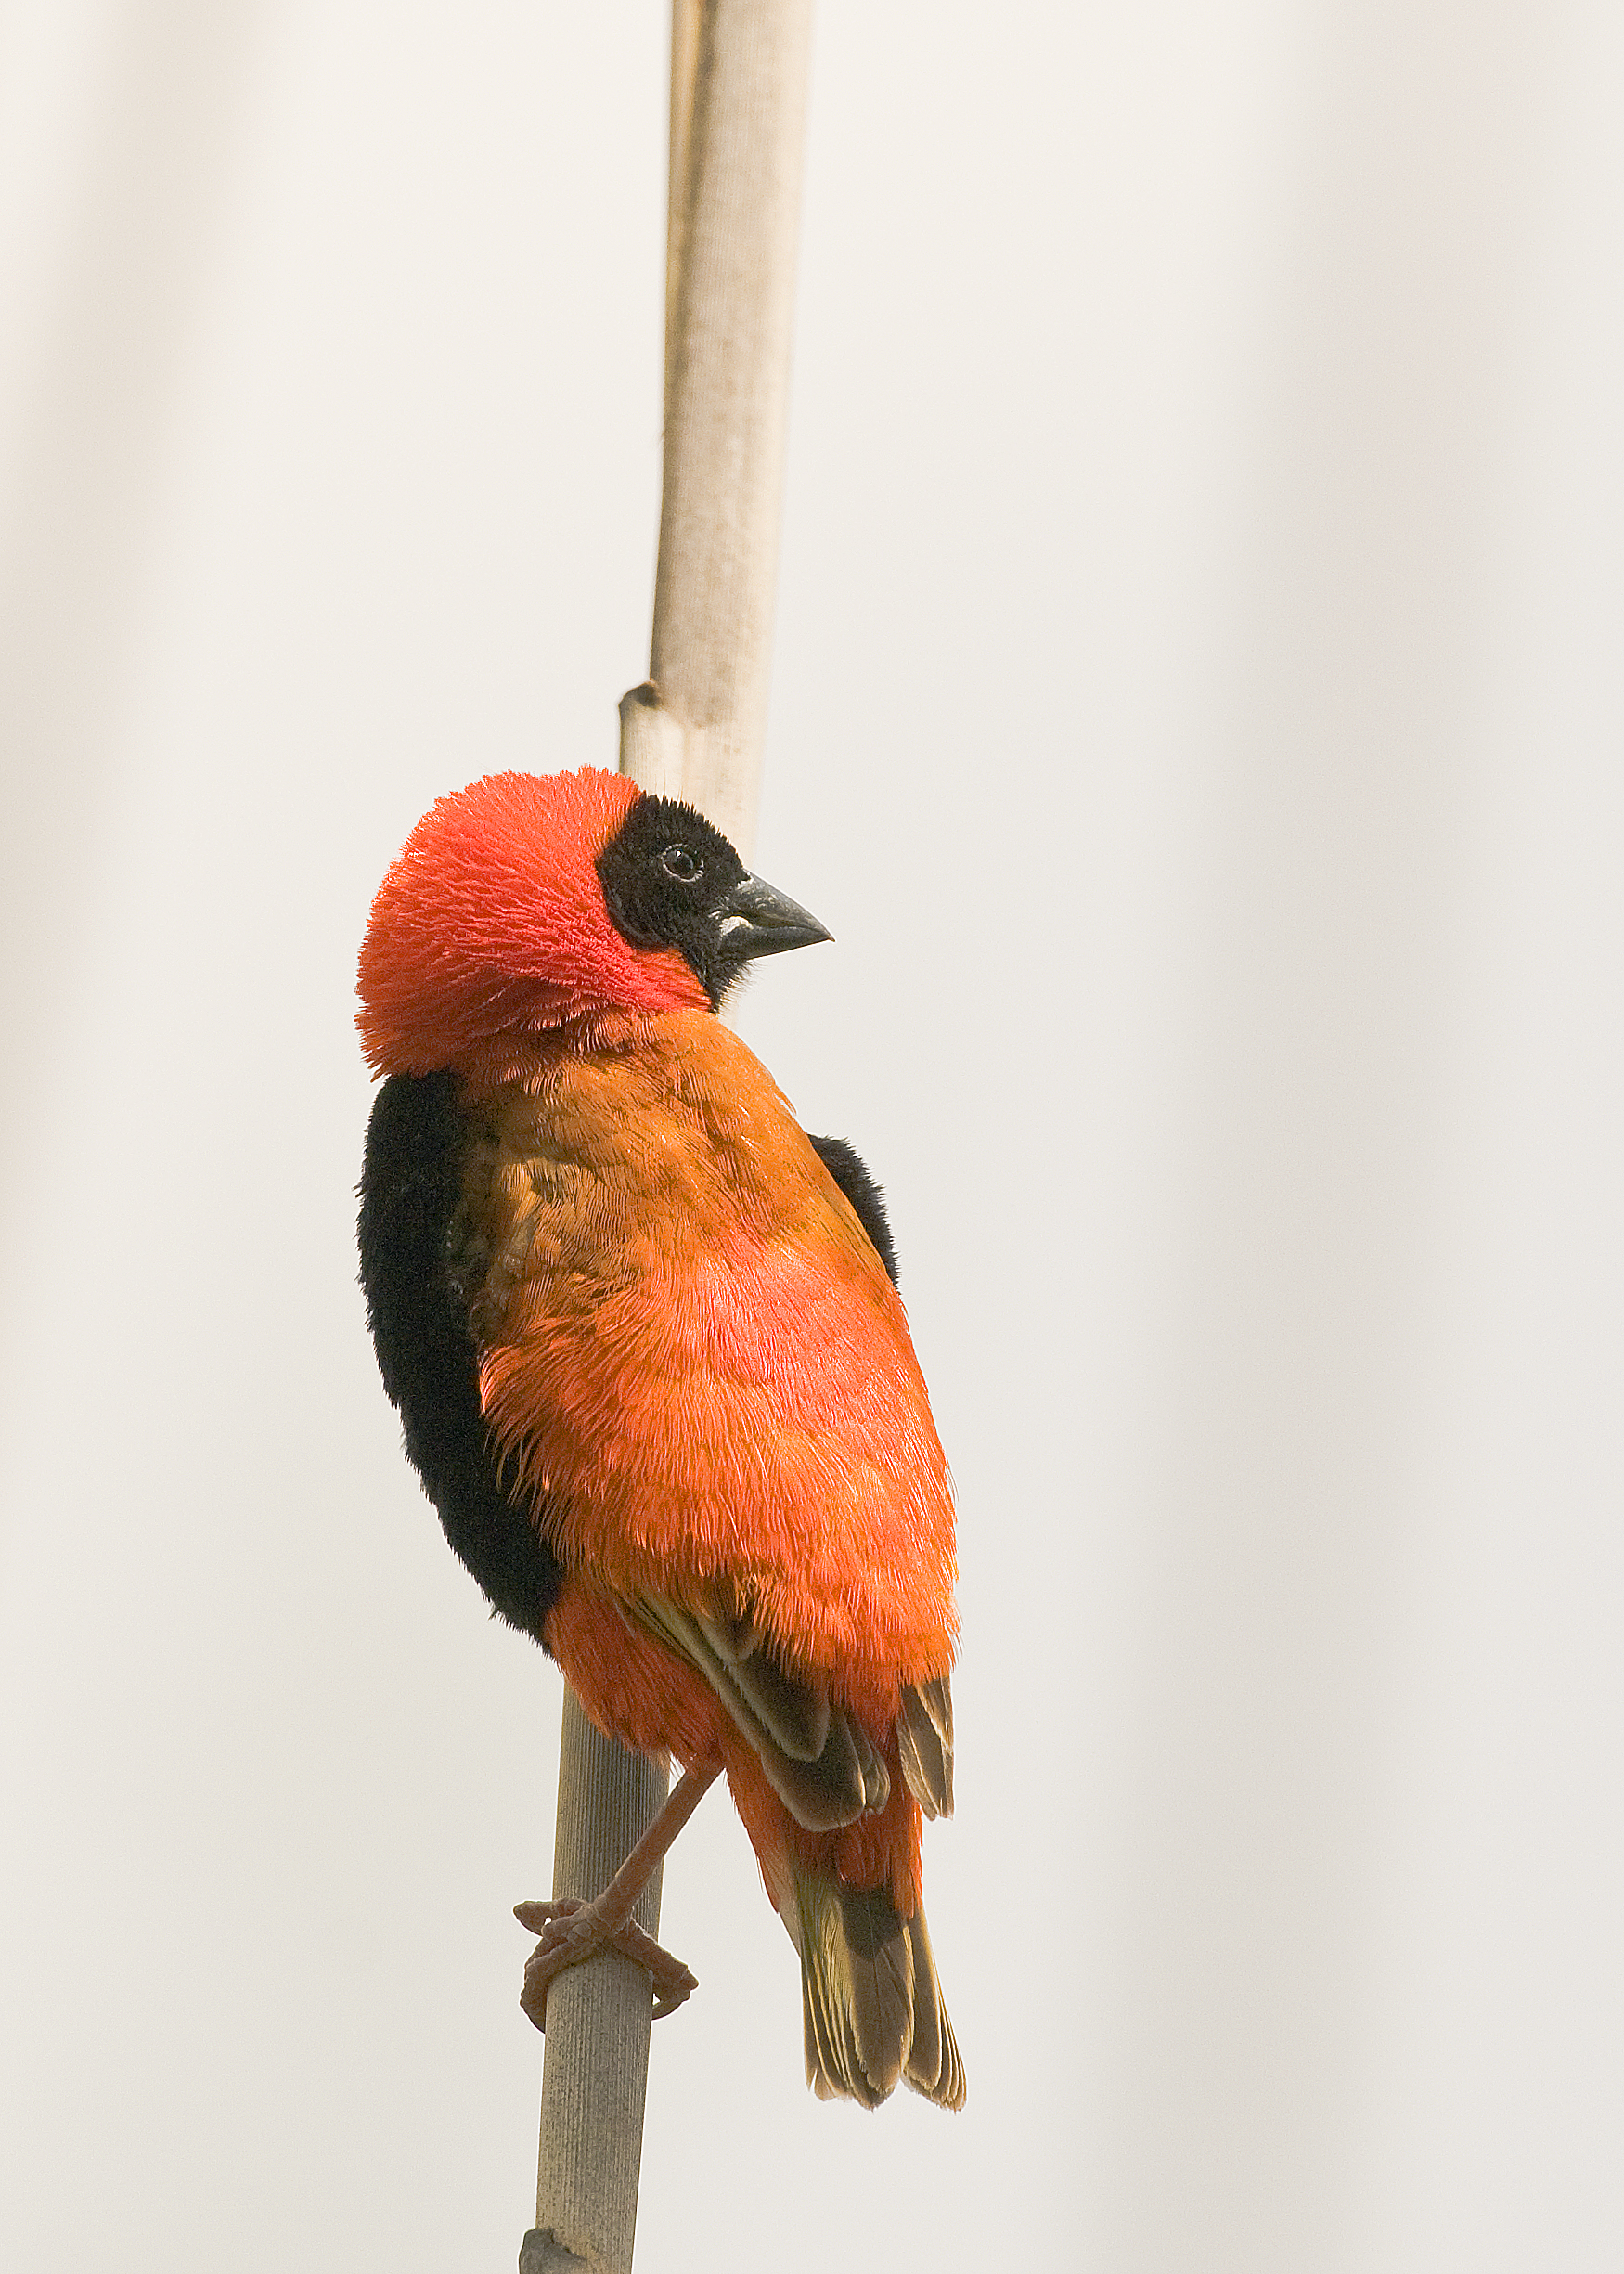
<box><xmin>714</xmin><ymin>873</ymin><xmax>832</xmax><ymax>961</ymax></box>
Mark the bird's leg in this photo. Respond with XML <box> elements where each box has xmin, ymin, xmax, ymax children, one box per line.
<box><xmin>515</xmin><ymin>1757</ymin><xmax>722</xmax><ymax>2028</ymax></box>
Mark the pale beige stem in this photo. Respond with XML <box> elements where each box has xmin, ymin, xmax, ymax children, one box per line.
<box><xmin>628</xmin><ymin>0</ymin><xmax>815</xmax><ymax>863</ymax></box>
<box><xmin>532</xmin><ymin>3</ymin><xmax>814</xmax><ymax>2268</ymax></box>
<box><xmin>527</xmin><ymin>1698</ymin><xmax>669</xmax><ymax>2273</ymax></box>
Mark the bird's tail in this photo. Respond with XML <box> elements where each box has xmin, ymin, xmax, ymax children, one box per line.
<box><xmin>792</xmin><ymin>1866</ymin><xmax>966</xmax><ymax>2111</ymax></box>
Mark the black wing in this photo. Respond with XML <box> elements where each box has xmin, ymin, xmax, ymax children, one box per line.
<box><xmin>356</xmin><ymin>1070</ymin><xmax>563</xmax><ymax>1646</ymax></box>
<box><xmin>807</xmin><ymin>1135</ymin><xmax>900</xmax><ymax>1287</ymax></box>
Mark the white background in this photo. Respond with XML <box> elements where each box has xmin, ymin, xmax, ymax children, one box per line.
<box><xmin>2</xmin><ymin>4</ymin><xmax>1620</xmax><ymax>2268</ymax></box>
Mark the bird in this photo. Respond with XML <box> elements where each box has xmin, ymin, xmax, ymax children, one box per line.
<box><xmin>355</xmin><ymin>763</ymin><xmax>963</xmax><ymax>2110</ymax></box>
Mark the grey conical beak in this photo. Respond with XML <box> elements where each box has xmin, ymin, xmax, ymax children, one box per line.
<box><xmin>714</xmin><ymin>872</ymin><xmax>832</xmax><ymax>961</ymax></box>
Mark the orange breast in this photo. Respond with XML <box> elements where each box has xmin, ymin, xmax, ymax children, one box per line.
<box><xmin>461</xmin><ymin>1011</ymin><xmax>957</xmax><ymax>1698</ymax></box>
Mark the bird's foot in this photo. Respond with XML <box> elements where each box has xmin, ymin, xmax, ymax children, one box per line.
<box><xmin>514</xmin><ymin>1897</ymin><xmax>700</xmax><ymax>2028</ymax></box>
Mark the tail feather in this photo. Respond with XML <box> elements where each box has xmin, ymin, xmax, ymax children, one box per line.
<box><xmin>899</xmin><ymin>1906</ymin><xmax>964</xmax><ymax>2108</ymax></box>
<box><xmin>794</xmin><ymin>1869</ymin><xmax>966</xmax><ymax>2111</ymax></box>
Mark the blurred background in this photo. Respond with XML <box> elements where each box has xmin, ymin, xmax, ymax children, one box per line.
<box><xmin>1</xmin><ymin>3</ymin><xmax>1619</xmax><ymax>2268</ymax></box>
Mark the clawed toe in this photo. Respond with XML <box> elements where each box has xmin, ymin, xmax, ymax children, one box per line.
<box><xmin>513</xmin><ymin>1897</ymin><xmax>583</xmax><ymax>1944</ymax></box>
<box><xmin>515</xmin><ymin>1898</ymin><xmax>600</xmax><ymax>1967</ymax></box>
<box><xmin>612</xmin><ymin>1918</ymin><xmax>700</xmax><ymax>2018</ymax></box>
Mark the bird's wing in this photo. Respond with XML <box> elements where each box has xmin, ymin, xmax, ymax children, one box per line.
<box><xmin>628</xmin><ymin>1589</ymin><xmax>896</xmax><ymax>1829</ymax></box>
<box><xmin>794</xmin><ymin>1137</ymin><xmax>954</xmax><ymax>1818</ymax></box>
<box><xmin>896</xmin><ymin>1673</ymin><xmax>954</xmax><ymax>1819</ymax></box>
<box><xmin>627</xmin><ymin>1587</ymin><xmax>952</xmax><ymax>1830</ymax></box>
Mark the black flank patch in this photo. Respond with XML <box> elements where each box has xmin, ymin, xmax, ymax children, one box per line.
<box><xmin>357</xmin><ymin>1070</ymin><xmax>564</xmax><ymax>1646</ymax></box>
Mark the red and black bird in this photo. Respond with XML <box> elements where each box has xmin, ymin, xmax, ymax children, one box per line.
<box><xmin>356</xmin><ymin>766</ymin><xmax>962</xmax><ymax>2109</ymax></box>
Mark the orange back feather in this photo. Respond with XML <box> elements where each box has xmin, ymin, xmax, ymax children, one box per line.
<box><xmin>460</xmin><ymin>1010</ymin><xmax>957</xmax><ymax>1706</ymax></box>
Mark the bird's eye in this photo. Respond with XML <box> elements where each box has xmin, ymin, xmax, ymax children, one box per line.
<box><xmin>660</xmin><ymin>845</ymin><xmax>703</xmax><ymax>884</ymax></box>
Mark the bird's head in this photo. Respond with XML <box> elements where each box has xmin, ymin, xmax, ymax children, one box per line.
<box><xmin>357</xmin><ymin>766</ymin><xmax>831</xmax><ymax>1077</ymax></box>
